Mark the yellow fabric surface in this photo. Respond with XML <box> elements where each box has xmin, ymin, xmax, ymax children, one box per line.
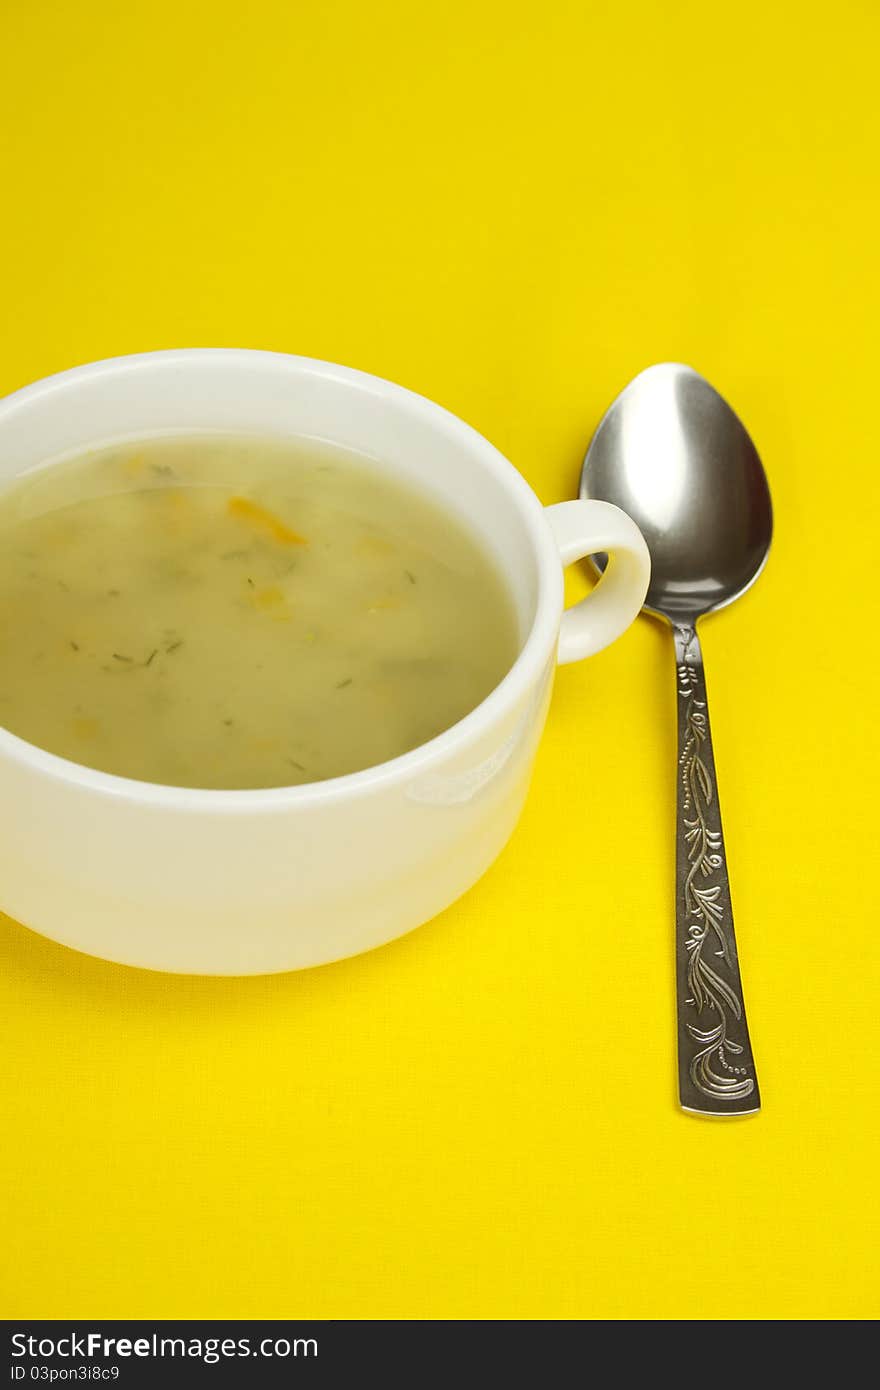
<box><xmin>1</xmin><ymin>1</ymin><xmax>877</xmax><ymax>1321</ymax></box>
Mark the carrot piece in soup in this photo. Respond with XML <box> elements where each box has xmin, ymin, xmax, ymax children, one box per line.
<box><xmin>227</xmin><ymin>496</ymin><xmax>307</xmax><ymax>545</ymax></box>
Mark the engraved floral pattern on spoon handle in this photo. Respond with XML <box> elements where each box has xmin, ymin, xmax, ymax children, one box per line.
<box><xmin>673</xmin><ymin>624</ymin><xmax>759</xmax><ymax>1114</ymax></box>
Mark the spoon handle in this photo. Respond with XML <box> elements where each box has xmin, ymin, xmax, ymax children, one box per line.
<box><xmin>673</xmin><ymin>623</ymin><xmax>760</xmax><ymax>1115</ymax></box>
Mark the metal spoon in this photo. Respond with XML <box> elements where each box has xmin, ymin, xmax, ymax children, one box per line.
<box><xmin>580</xmin><ymin>363</ymin><xmax>771</xmax><ymax>1116</ymax></box>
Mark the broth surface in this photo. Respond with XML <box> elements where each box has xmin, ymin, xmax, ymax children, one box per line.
<box><xmin>0</xmin><ymin>435</ymin><xmax>519</xmax><ymax>788</ymax></box>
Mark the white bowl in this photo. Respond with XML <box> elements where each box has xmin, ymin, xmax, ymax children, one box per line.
<box><xmin>0</xmin><ymin>350</ymin><xmax>649</xmax><ymax>974</ymax></box>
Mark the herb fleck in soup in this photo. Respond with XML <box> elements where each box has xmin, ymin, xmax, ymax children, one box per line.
<box><xmin>0</xmin><ymin>436</ymin><xmax>519</xmax><ymax>788</ymax></box>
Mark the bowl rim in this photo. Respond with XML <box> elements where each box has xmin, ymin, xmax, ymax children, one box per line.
<box><xmin>0</xmin><ymin>348</ymin><xmax>563</xmax><ymax>809</ymax></box>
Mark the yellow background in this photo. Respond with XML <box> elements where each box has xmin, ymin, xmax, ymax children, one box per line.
<box><xmin>1</xmin><ymin>0</ymin><xmax>878</xmax><ymax>1321</ymax></box>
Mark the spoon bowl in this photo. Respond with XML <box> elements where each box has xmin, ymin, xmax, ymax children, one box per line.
<box><xmin>581</xmin><ymin>363</ymin><xmax>772</xmax><ymax>622</ymax></box>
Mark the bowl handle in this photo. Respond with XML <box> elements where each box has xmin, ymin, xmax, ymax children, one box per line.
<box><xmin>544</xmin><ymin>500</ymin><xmax>650</xmax><ymax>664</ymax></box>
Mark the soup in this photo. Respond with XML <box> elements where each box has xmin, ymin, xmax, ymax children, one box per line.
<box><xmin>0</xmin><ymin>435</ymin><xmax>519</xmax><ymax>789</ymax></box>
